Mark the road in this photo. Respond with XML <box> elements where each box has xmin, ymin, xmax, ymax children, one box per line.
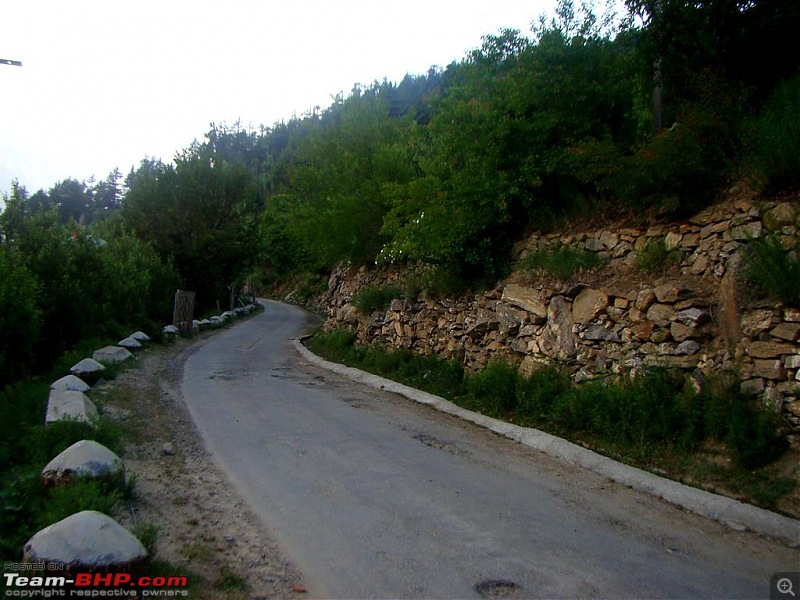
<box><xmin>181</xmin><ymin>300</ymin><xmax>798</xmax><ymax>599</ymax></box>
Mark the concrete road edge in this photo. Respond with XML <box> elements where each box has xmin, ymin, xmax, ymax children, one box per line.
<box><xmin>293</xmin><ymin>339</ymin><xmax>800</xmax><ymax>545</ymax></box>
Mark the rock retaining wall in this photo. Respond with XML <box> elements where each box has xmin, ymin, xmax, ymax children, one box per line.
<box><xmin>319</xmin><ymin>195</ymin><xmax>800</xmax><ymax>437</ymax></box>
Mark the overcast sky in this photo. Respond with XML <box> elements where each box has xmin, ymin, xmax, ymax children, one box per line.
<box><xmin>0</xmin><ymin>0</ymin><xmax>562</xmax><ymax>195</ymax></box>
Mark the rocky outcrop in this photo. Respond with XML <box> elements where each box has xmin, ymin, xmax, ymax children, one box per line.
<box><xmin>320</xmin><ymin>195</ymin><xmax>800</xmax><ymax>435</ymax></box>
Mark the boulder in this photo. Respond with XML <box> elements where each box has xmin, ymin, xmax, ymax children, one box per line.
<box><xmin>727</xmin><ymin>221</ymin><xmax>762</xmax><ymax>241</ymax></box>
<box><xmin>130</xmin><ymin>331</ymin><xmax>151</xmax><ymax>343</ymax></box>
<box><xmin>540</xmin><ymin>296</ymin><xmax>577</xmax><ymax>360</ymax></box>
<box><xmin>162</xmin><ymin>325</ymin><xmax>179</xmax><ymax>335</ymax></box>
<box><xmin>670</xmin><ymin>322</ymin><xmax>696</xmax><ymax>343</ymax></box>
<box><xmin>23</xmin><ymin>511</ymin><xmax>147</xmax><ymax>569</ymax></box>
<box><xmin>654</xmin><ymin>283</ymin><xmax>690</xmax><ymax>303</ymax></box>
<box><xmin>572</xmin><ymin>288</ymin><xmax>609</xmax><ymax>324</ymax></box>
<box><xmin>50</xmin><ymin>375</ymin><xmax>90</xmax><ymax>393</ymax></box>
<box><xmin>629</xmin><ymin>321</ymin><xmax>655</xmax><ymax>341</ymax></box>
<box><xmin>746</xmin><ymin>341</ymin><xmax>797</xmax><ymax>359</ymax></box>
<box><xmin>583</xmin><ymin>325</ymin><xmax>621</xmax><ymax>342</ymax></box>
<box><xmin>501</xmin><ymin>284</ymin><xmax>547</xmax><ymax>321</ymax></box>
<box><xmin>770</xmin><ymin>323</ymin><xmax>800</xmax><ymax>342</ymax></box>
<box><xmin>740</xmin><ymin>310</ymin><xmax>775</xmax><ymax>337</ymax></box>
<box><xmin>646</xmin><ymin>304</ymin><xmax>675</xmax><ymax>327</ymax></box>
<box><xmin>117</xmin><ymin>337</ymin><xmax>143</xmax><ymax>350</ymax></box>
<box><xmin>466</xmin><ymin>309</ymin><xmax>500</xmax><ymax>340</ymax></box>
<box><xmin>753</xmin><ymin>358</ymin><xmax>785</xmax><ymax>380</ymax></box>
<box><xmin>336</xmin><ymin>303</ymin><xmax>359</xmax><ymax>323</ymax></box>
<box><xmin>764</xmin><ymin>202</ymin><xmax>797</xmax><ymax>231</ymax></box>
<box><xmin>41</xmin><ymin>440</ymin><xmax>124</xmax><ymax>487</ymax></box>
<box><xmin>675</xmin><ymin>340</ymin><xmax>701</xmax><ymax>355</ymax></box>
<box><xmin>496</xmin><ymin>304</ymin><xmax>524</xmax><ymax>336</ymax></box>
<box><xmin>93</xmin><ymin>346</ymin><xmax>133</xmax><ymax>364</ymax></box>
<box><xmin>69</xmin><ymin>358</ymin><xmax>106</xmax><ymax>382</ymax></box>
<box><xmin>635</xmin><ymin>289</ymin><xmax>656</xmax><ymax>311</ymax></box>
<box><xmin>45</xmin><ymin>390</ymin><xmax>99</xmax><ymax>425</ymax></box>
<box><xmin>740</xmin><ymin>378</ymin><xmax>766</xmax><ymax>395</ymax></box>
<box><xmin>673</xmin><ymin>308</ymin><xmax>710</xmax><ymax>328</ymax></box>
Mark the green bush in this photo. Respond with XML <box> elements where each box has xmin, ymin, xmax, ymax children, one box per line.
<box><xmin>635</xmin><ymin>238</ymin><xmax>682</xmax><ymax>273</ymax></box>
<box><xmin>614</xmin><ymin>75</ymin><xmax>740</xmax><ymax>216</ymax></box>
<box><xmin>466</xmin><ymin>360</ymin><xmax>520</xmax><ymax>415</ymax></box>
<box><xmin>747</xmin><ymin>74</ymin><xmax>800</xmax><ymax>192</ymax></box>
<box><xmin>516</xmin><ymin>366</ymin><xmax>571</xmax><ymax>420</ymax></box>
<box><xmin>0</xmin><ymin>248</ymin><xmax>41</xmax><ymax>381</ymax></box>
<box><xmin>351</xmin><ymin>284</ymin><xmax>402</xmax><ymax>313</ymax></box>
<box><xmin>521</xmin><ymin>245</ymin><xmax>604</xmax><ymax>280</ymax></box>
<box><xmin>741</xmin><ymin>234</ymin><xmax>800</xmax><ymax>308</ymax></box>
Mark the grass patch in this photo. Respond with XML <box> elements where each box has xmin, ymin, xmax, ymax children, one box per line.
<box><xmin>307</xmin><ymin>330</ymin><xmax>794</xmax><ymax>511</ymax></box>
<box><xmin>635</xmin><ymin>238</ymin><xmax>683</xmax><ymax>273</ymax></box>
<box><xmin>0</xmin><ymin>375</ymin><xmax>129</xmax><ymax>557</ymax></box>
<box><xmin>520</xmin><ymin>245</ymin><xmax>604</xmax><ymax>280</ymax></box>
<box><xmin>741</xmin><ymin>234</ymin><xmax>800</xmax><ymax>308</ymax></box>
<box><xmin>351</xmin><ymin>284</ymin><xmax>403</xmax><ymax>313</ymax></box>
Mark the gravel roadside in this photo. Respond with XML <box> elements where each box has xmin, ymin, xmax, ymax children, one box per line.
<box><xmin>94</xmin><ymin>333</ymin><xmax>306</xmax><ymax>599</ymax></box>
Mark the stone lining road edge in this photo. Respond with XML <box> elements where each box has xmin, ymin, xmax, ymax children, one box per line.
<box><xmin>293</xmin><ymin>337</ymin><xmax>800</xmax><ymax>546</ymax></box>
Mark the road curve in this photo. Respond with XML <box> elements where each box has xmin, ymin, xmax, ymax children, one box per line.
<box><xmin>181</xmin><ymin>300</ymin><xmax>798</xmax><ymax>599</ymax></box>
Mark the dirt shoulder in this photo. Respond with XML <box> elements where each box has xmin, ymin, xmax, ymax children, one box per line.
<box><xmin>93</xmin><ymin>332</ymin><xmax>306</xmax><ymax>599</ymax></box>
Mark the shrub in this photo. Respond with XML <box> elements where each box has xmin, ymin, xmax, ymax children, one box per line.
<box><xmin>467</xmin><ymin>360</ymin><xmax>520</xmax><ymax>415</ymax></box>
<box><xmin>741</xmin><ymin>234</ymin><xmax>800</xmax><ymax>308</ymax></box>
<box><xmin>516</xmin><ymin>366</ymin><xmax>571</xmax><ymax>420</ymax></box>
<box><xmin>0</xmin><ymin>248</ymin><xmax>41</xmax><ymax>381</ymax></box>
<box><xmin>521</xmin><ymin>245</ymin><xmax>604</xmax><ymax>280</ymax></box>
<box><xmin>747</xmin><ymin>74</ymin><xmax>800</xmax><ymax>193</ymax></box>
<box><xmin>635</xmin><ymin>238</ymin><xmax>682</xmax><ymax>273</ymax></box>
<box><xmin>614</xmin><ymin>75</ymin><xmax>740</xmax><ymax>217</ymax></box>
<box><xmin>351</xmin><ymin>284</ymin><xmax>402</xmax><ymax>313</ymax></box>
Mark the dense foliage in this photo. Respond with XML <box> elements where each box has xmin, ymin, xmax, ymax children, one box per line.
<box><xmin>2</xmin><ymin>0</ymin><xmax>798</xmax><ymax>375</ymax></box>
<box><xmin>0</xmin><ymin>182</ymin><xmax>178</xmax><ymax>381</ymax></box>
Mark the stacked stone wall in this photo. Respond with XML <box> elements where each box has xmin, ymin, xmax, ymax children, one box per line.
<box><xmin>321</xmin><ymin>195</ymin><xmax>800</xmax><ymax>435</ymax></box>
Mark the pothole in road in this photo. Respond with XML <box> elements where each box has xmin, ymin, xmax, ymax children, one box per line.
<box><xmin>474</xmin><ymin>579</ymin><xmax>521</xmax><ymax>599</ymax></box>
<box><xmin>413</xmin><ymin>432</ymin><xmax>457</xmax><ymax>452</ymax></box>
<box><xmin>209</xmin><ymin>369</ymin><xmax>244</xmax><ymax>381</ymax></box>
<box><xmin>342</xmin><ymin>396</ymin><xmax>373</xmax><ymax>410</ymax></box>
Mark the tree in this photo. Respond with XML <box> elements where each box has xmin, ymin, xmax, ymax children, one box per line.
<box><xmin>122</xmin><ymin>153</ymin><xmax>258</xmax><ymax>311</ymax></box>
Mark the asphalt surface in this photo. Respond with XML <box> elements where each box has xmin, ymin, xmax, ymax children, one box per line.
<box><xmin>180</xmin><ymin>300</ymin><xmax>799</xmax><ymax>599</ymax></box>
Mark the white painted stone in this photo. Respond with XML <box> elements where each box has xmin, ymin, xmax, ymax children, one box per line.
<box><xmin>70</xmin><ymin>358</ymin><xmax>105</xmax><ymax>378</ymax></box>
<box><xmin>23</xmin><ymin>511</ymin><xmax>147</xmax><ymax>568</ymax></box>
<box><xmin>45</xmin><ymin>390</ymin><xmax>99</xmax><ymax>425</ymax></box>
<box><xmin>162</xmin><ymin>325</ymin><xmax>179</xmax><ymax>334</ymax></box>
<box><xmin>130</xmin><ymin>331</ymin><xmax>151</xmax><ymax>342</ymax></box>
<box><xmin>117</xmin><ymin>337</ymin><xmax>143</xmax><ymax>350</ymax></box>
<box><xmin>42</xmin><ymin>440</ymin><xmax>124</xmax><ymax>484</ymax></box>
<box><xmin>50</xmin><ymin>375</ymin><xmax>90</xmax><ymax>393</ymax></box>
<box><xmin>93</xmin><ymin>346</ymin><xmax>132</xmax><ymax>364</ymax></box>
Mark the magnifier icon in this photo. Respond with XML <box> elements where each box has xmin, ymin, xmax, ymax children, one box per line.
<box><xmin>778</xmin><ymin>578</ymin><xmax>796</xmax><ymax>597</ymax></box>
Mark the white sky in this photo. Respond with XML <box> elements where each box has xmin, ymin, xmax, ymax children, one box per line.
<box><xmin>0</xmin><ymin>0</ymin><xmax>560</xmax><ymax>195</ymax></box>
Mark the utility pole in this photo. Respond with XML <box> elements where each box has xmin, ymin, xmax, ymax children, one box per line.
<box><xmin>1</xmin><ymin>58</ymin><xmax>23</xmax><ymax>67</ymax></box>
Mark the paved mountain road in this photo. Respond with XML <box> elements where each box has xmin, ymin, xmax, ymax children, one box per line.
<box><xmin>181</xmin><ymin>300</ymin><xmax>798</xmax><ymax>599</ymax></box>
